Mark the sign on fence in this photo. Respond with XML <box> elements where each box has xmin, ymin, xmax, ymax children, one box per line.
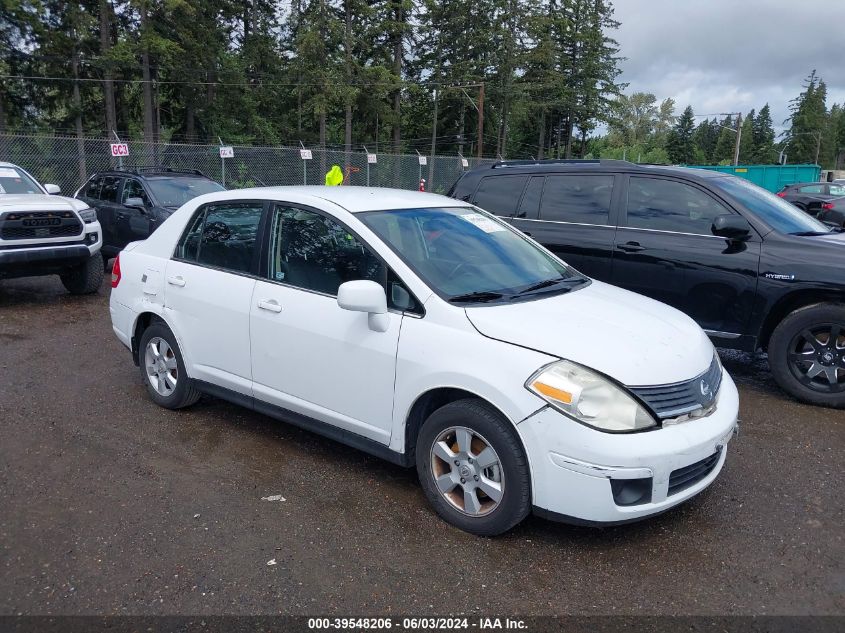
<box><xmin>219</xmin><ymin>146</ymin><xmax>234</xmax><ymax>158</ymax></box>
<box><xmin>418</xmin><ymin>155</ymin><xmax>427</xmax><ymax>166</ymax></box>
<box><xmin>300</xmin><ymin>149</ymin><xmax>313</xmax><ymax>160</ymax></box>
<box><xmin>367</xmin><ymin>153</ymin><xmax>377</xmax><ymax>164</ymax></box>
<box><xmin>461</xmin><ymin>157</ymin><xmax>469</xmax><ymax>168</ymax></box>
<box><xmin>110</xmin><ymin>143</ymin><xmax>129</xmax><ymax>157</ymax></box>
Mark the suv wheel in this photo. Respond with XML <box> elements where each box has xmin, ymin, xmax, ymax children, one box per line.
<box><xmin>138</xmin><ymin>321</ymin><xmax>201</xmax><ymax>409</ymax></box>
<box><xmin>60</xmin><ymin>255</ymin><xmax>104</xmax><ymax>295</ymax></box>
<box><xmin>416</xmin><ymin>399</ymin><xmax>530</xmax><ymax>535</ymax></box>
<box><xmin>769</xmin><ymin>303</ymin><xmax>845</xmax><ymax>407</ymax></box>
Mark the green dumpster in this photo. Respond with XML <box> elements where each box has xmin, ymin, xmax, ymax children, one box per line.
<box><xmin>686</xmin><ymin>164</ymin><xmax>821</xmax><ymax>193</ymax></box>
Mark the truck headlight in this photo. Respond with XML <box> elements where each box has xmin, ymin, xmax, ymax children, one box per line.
<box><xmin>526</xmin><ymin>360</ymin><xmax>657</xmax><ymax>432</ymax></box>
<box><xmin>79</xmin><ymin>207</ymin><xmax>97</xmax><ymax>223</ymax></box>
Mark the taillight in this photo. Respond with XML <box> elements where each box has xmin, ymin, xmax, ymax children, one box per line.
<box><xmin>111</xmin><ymin>253</ymin><xmax>121</xmax><ymax>288</ymax></box>
<box><xmin>822</xmin><ymin>203</ymin><xmax>834</xmax><ymax>210</ymax></box>
<box><xmin>776</xmin><ymin>192</ymin><xmax>786</xmax><ymax>198</ymax></box>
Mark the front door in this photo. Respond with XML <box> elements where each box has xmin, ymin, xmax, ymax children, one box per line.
<box><xmin>249</xmin><ymin>204</ymin><xmax>401</xmax><ymax>444</ymax></box>
<box><xmin>611</xmin><ymin>175</ymin><xmax>760</xmax><ymax>337</ymax></box>
<box><xmin>164</xmin><ymin>200</ymin><xmax>265</xmax><ymax>395</ymax></box>
<box><xmin>118</xmin><ymin>178</ymin><xmax>155</xmax><ymax>246</ymax></box>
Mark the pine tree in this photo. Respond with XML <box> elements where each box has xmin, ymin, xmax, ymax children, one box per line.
<box><xmin>752</xmin><ymin>104</ymin><xmax>777</xmax><ymax>163</ymax></box>
<box><xmin>738</xmin><ymin>110</ymin><xmax>755</xmax><ymax>163</ymax></box>
<box><xmin>713</xmin><ymin>115</ymin><xmax>736</xmax><ymax>164</ymax></box>
<box><xmin>784</xmin><ymin>70</ymin><xmax>827</xmax><ymax>164</ymax></box>
<box><xmin>693</xmin><ymin>118</ymin><xmax>719</xmax><ymax>164</ymax></box>
<box><xmin>666</xmin><ymin>105</ymin><xmax>695</xmax><ymax>164</ymax></box>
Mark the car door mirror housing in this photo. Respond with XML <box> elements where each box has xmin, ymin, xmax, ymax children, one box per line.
<box><xmin>125</xmin><ymin>197</ymin><xmax>146</xmax><ymax>210</ymax></box>
<box><xmin>337</xmin><ymin>280</ymin><xmax>389</xmax><ymax>332</ymax></box>
<box><xmin>44</xmin><ymin>184</ymin><xmax>61</xmax><ymax>195</ymax></box>
<box><xmin>712</xmin><ymin>214</ymin><xmax>751</xmax><ymax>240</ymax></box>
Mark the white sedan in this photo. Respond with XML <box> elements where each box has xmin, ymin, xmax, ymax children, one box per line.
<box><xmin>109</xmin><ymin>186</ymin><xmax>738</xmax><ymax>535</ymax></box>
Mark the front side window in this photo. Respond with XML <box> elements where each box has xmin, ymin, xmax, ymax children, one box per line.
<box><xmin>541</xmin><ymin>175</ymin><xmax>614</xmax><ymax>225</ymax></box>
<box><xmin>360</xmin><ymin>207</ymin><xmax>585</xmax><ymax>304</ymax></box>
<box><xmin>473</xmin><ymin>176</ymin><xmax>528</xmax><ymax>217</ymax></box>
<box><xmin>710</xmin><ymin>176</ymin><xmax>830</xmax><ymax>235</ymax></box>
<box><xmin>267</xmin><ymin>206</ymin><xmax>384</xmax><ymax>296</ymax></box>
<box><xmin>176</xmin><ymin>202</ymin><xmax>263</xmax><ymax>274</ymax></box>
<box><xmin>625</xmin><ymin>177</ymin><xmax>730</xmax><ymax>235</ymax></box>
<box><xmin>122</xmin><ymin>179</ymin><xmax>150</xmax><ymax>206</ymax></box>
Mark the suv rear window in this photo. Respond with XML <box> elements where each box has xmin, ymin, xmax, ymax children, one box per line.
<box><xmin>472</xmin><ymin>176</ymin><xmax>527</xmax><ymax>217</ymax></box>
<box><xmin>100</xmin><ymin>176</ymin><xmax>121</xmax><ymax>203</ymax></box>
<box><xmin>540</xmin><ymin>175</ymin><xmax>613</xmax><ymax>225</ymax></box>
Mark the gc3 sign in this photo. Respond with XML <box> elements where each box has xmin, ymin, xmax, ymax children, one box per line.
<box><xmin>110</xmin><ymin>143</ymin><xmax>130</xmax><ymax>157</ymax></box>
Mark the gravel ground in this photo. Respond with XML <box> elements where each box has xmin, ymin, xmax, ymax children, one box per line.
<box><xmin>0</xmin><ymin>275</ymin><xmax>842</xmax><ymax>616</ymax></box>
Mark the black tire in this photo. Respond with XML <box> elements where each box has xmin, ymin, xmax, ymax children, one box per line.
<box><xmin>60</xmin><ymin>254</ymin><xmax>104</xmax><ymax>295</ymax></box>
<box><xmin>137</xmin><ymin>321</ymin><xmax>201</xmax><ymax>409</ymax></box>
<box><xmin>416</xmin><ymin>399</ymin><xmax>531</xmax><ymax>536</ymax></box>
<box><xmin>101</xmin><ymin>251</ymin><xmax>112</xmax><ymax>272</ymax></box>
<box><xmin>769</xmin><ymin>303</ymin><xmax>845</xmax><ymax>408</ymax></box>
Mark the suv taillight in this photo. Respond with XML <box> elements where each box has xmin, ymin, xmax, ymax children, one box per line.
<box><xmin>776</xmin><ymin>192</ymin><xmax>786</xmax><ymax>197</ymax></box>
<box><xmin>111</xmin><ymin>254</ymin><xmax>121</xmax><ymax>288</ymax></box>
<box><xmin>822</xmin><ymin>203</ymin><xmax>834</xmax><ymax>210</ymax></box>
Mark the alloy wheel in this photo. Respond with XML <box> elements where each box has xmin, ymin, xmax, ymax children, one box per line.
<box><xmin>787</xmin><ymin>324</ymin><xmax>845</xmax><ymax>392</ymax></box>
<box><xmin>429</xmin><ymin>426</ymin><xmax>504</xmax><ymax>517</ymax></box>
<box><xmin>144</xmin><ymin>336</ymin><xmax>178</xmax><ymax>397</ymax></box>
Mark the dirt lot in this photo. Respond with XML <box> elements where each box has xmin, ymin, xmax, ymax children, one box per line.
<box><xmin>0</xmin><ymin>275</ymin><xmax>843</xmax><ymax>616</ymax></box>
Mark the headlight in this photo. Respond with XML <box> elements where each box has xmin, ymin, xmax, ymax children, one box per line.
<box><xmin>526</xmin><ymin>360</ymin><xmax>657</xmax><ymax>432</ymax></box>
<box><xmin>78</xmin><ymin>207</ymin><xmax>97</xmax><ymax>223</ymax></box>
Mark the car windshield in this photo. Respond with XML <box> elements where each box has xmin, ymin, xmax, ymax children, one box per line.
<box><xmin>711</xmin><ymin>176</ymin><xmax>830</xmax><ymax>234</ymax></box>
<box><xmin>0</xmin><ymin>166</ymin><xmax>43</xmax><ymax>194</ymax></box>
<box><xmin>146</xmin><ymin>177</ymin><xmax>225</xmax><ymax>208</ymax></box>
<box><xmin>360</xmin><ymin>206</ymin><xmax>587</xmax><ymax>303</ymax></box>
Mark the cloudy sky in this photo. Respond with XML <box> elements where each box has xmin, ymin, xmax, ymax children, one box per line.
<box><xmin>610</xmin><ymin>0</ymin><xmax>844</xmax><ymax>132</ymax></box>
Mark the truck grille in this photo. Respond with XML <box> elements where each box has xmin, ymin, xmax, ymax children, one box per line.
<box><xmin>668</xmin><ymin>449</ymin><xmax>721</xmax><ymax>496</ymax></box>
<box><xmin>631</xmin><ymin>355</ymin><xmax>722</xmax><ymax>419</ymax></box>
<box><xmin>0</xmin><ymin>211</ymin><xmax>82</xmax><ymax>241</ymax></box>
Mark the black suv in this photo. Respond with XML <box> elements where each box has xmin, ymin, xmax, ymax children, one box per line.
<box><xmin>449</xmin><ymin>159</ymin><xmax>845</xmax><ymax>407</ymax></box>
<box><xmin>75</xmin><ymin>167</ymin><xmax>224</xmax><ymax>263</ymax></box>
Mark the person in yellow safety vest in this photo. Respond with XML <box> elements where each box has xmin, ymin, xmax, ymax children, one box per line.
<box><xmin>325</xmin><ymin>165</ymin><xmax>344</xmax><ymax>186</ymax></box>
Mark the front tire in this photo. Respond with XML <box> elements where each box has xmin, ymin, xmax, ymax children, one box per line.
<box><xmin>416</xmin><ymin>399</ymin><xmax>531</xmax><ymax>536</ymax></box>
<box><xmin>60</xmin><ymin>255</ymin><xmax>104</xmax><ymax>294</ymax></box>
<box><xmin>138</xmin><ymin>321</ymin><xmax>201</xmax><ymax>409</ymax></box>
<box><xmin>769</xmin><ymin>303</ymin><xmax>845</xmax><ymax>408</ymax></box>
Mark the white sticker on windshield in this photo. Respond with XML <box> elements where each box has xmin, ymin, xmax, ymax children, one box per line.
<box><xmin>0</xmin><ymin>184</ymin><xmax>5</xmax><ymax>193</ymax></box>
<box><xmin>462</xmin><ymin>213</ymin><xmax>506</xmax><ymax>233</ymax></box>
<box><xmin>0</xmin><ymin>168</ymin><xmax>19</xmax><ymax>178</ymax></box>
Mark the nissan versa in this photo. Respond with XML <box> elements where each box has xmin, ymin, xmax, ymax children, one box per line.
<box><xmin>109</xmin><ymin>187</ymin><xmax>738</xmax><ymax>535</ymax></box>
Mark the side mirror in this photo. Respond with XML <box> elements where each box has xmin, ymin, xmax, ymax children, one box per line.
<box><xmin>712</xmin><ymin>214</ymin><xmax>751</xmax><ymax>241</ymax></box>
<box><xmin>44</xmin><ymin>184</ymin><xmax>61</xmax><ymax>195</ymax></box>
<box><xmin>124</xmin><ymin>197</ymin><xmax>146</xmax><ymax>210</ymax></box>
<box><xmin>337</xmin><ymin>280</ymin><xmax>389</xmax><ymax>332</ymax></box>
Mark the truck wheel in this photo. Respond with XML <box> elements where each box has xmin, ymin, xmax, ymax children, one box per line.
<box><xmin>416</xmin><ymin>399</ymin><xmax>531</xmax><ymax>536</ymax></box>
<box><xmin>138</xmin><ymin>321</ymin><xmax>201</xmax><ymax>409</ymax></box>
<box><xmin>60</xmin><ymin>255</ymin><xmax>104</xmax><ymax>295</ymax></box>
<box><xmin>769</xmin><ymin>303</ymin><xmax>845</xmax><ymax>408</ymax></box>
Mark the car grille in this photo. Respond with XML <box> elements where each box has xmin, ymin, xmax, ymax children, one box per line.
<box><xmin>0</xmin><ymin>210</ymin><xmax>82</xmax><ymax>241</ymax></box>
<box><xmin>668</xmin><ymin>449</ymin><xmax>721</xmax><ymax>496</ymax></box>
<box><xmin>631</xmin><ymin>355</ymin><xmax>722</xmax><ymax>419</ymax></box>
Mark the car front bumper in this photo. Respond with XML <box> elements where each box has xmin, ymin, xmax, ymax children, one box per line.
<box><xmin>518</xmin><ymin>371</ymin><xmax>740</xmax><ymax>525</ymax></box>
<box><xmin>0</xmin><ymin>222</ymin><xmax>102</xmax><ymax>279</ymax></box>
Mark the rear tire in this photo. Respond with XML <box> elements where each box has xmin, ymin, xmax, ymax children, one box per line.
<box><xmin>416</xmin><ymin>399</ymin><xmax>531</xmax><ymax>536</ymax></box>
<box><xmin>138</xmin><ymin>321</ymin><xmax>201</xmax><ymax>409</ymax></box>
<box><xmin>60</xmin><ymin>255</ymin><xmax>104</xmax><ymax>295</ymax></box>
<box><xmin>769</xmin><ymin>303</ymin><xmax>845</xmax><ymax>408</ymax></box>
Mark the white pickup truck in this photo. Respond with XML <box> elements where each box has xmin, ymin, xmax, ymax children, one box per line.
<box><xmin>0</xmin><ymin>162</ymin><xmax>103</xmax><ymax>294</ymax></box>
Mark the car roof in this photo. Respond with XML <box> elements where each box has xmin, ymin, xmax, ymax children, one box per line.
<box><xmin>88</xmin><ymin>168</ymin><xmax>211</xmax><ymax>179</ymax></box>
<box><xmin>461</xmin><ymin>159</ymin><xmax>729</xmax><ymax>179</ymax></box>
<box><xmin>193</xmin><ymin>186</ymin><xmax>467</xmax><ymax>213</ymax></box>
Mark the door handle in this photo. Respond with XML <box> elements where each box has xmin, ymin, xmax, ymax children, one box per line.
<box><xmin>257</xmin><ymin>299</ymin><xmax>282</xmax><ymax>313</ymax></box>
<box><xmin>617</xmin><ymin>242</ymin><xmax>645</xmax><ymax>252</ymax></box>
<box><xmin>167</xmin><ymin>275</ymin><xmax>186</xmax><ymax>287</ymax></box>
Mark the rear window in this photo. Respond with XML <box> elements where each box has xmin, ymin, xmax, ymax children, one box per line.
<box><xmin>100</xmin><ymin>176</ymin><xmax>121</xmax><ymax>203</ymax></box>
<box><xmin>84</xmin><ymin>176</ymin><xmax>103</xmax><ymax>199</ymax></box>
<box><xmin>540</xmin><ymin>175</ymin><xmax>614</xmax><ymax>225</ymax></box>
<box><xmin>472</xmin><ymin>176</ymin><xmax>527</xmax><ymax>217</ymax></box>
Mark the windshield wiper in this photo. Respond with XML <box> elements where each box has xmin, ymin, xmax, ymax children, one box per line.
<box><xmin>513</xmin><ymin>276</ymin><xmax>583</xmax><ymax>296</ymax></box>
<box><xmin>448</xmin><ymin>291</ymin><xmax>506</xmax><ymax>303</ymax></box>
<box><xmin>789</xmin><ymin>230</ymin><xmax>832</xmax><ymax>236</ymax></box>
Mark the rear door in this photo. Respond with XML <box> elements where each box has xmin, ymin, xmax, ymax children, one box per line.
<box><xmin>610</xmin><ymin>175</ymin><xmax>760</xmax><ymax>337</ymax></box>
<box><xmin>165</xmin><ymin>200</ymin><xmax>265</xmax><ymax>395</ymax></box>
<box><xmin>516</xmin><ymin>173</ymin><xmax>620</xmax><ymax>280</ymax></box>
<box><xmin>97</xmin><ymin>176</ymin><xmax>124</xmax><ymax>254</ymax></box>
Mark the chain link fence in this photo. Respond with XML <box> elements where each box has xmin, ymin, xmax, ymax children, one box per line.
<box><xmin>0</xmin><ymin>133</ymin><xmax>494</xmax><ymax>197</ymax></box>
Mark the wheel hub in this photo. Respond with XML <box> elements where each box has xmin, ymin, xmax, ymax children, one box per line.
<box><xmin>819</xmin><ymin>350</ymin><xmax>836</xmax><ymax>365</ymax></box>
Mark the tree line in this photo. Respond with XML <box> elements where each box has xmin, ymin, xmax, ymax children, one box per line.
<box><xmin>2</xmin><ymin>2</ymin><xmax>843</xmax><ymax>168</ymax></box>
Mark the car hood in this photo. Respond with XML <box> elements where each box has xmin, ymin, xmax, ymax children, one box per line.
<box><xmin>0</xmin><ymin>193</ymin><xmax>89</xmax><ymax>212</ymax></box>
<box><xmin>464</xmin><ymin>280</ymin><xmax>714</xmax><ymax>387</ymax></box>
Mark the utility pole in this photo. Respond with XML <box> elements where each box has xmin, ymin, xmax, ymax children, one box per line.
<box><xmin>815</xmin><ymin>131</ymin><xmax>821</xmax><ymax>165</ymax></box>
<box><xmin>477</xmin><ymin>83</ymin><xmax>485</xmax><ymax>160</ymax></box>
<box><xmin>429</xmin><ymin>88</ymin><xmax>439</xmax><ymax>186</ymax></box>
<box><xmin>733</xmin><ymin>113</ymin><xmax>742</xmax><ymax>166</ymax></box>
